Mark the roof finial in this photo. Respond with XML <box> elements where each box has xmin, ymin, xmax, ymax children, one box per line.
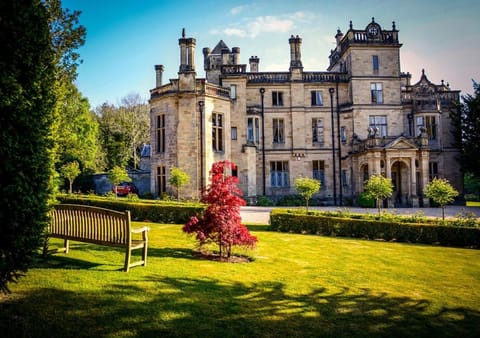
<box><xmin>372</xmin><ymin>17</ymin><xmax>375</xmax><ymax>23</ymax></box>
<box><xmin>422</xmin><ymin>68</ymin><xmax>425</xmax><ymax>76</ymax></box>
<box><xmin>349</xmin><ymin>20</ymin><xmax>353</xmax><ymax>29</ymax></box>
<box><xmin>182</xmin><ymin>28</ymin><xmax>185</xmax><ymax>38</ymax></box>
<box><xmin>392</xmin><ymin>21</ymin><xmax>396</xmax><ymax>31</ymax></box>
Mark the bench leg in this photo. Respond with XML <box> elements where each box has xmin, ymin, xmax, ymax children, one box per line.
<box><xmin>124</xmin><ymin>249</ymin><xmax>131</xmax><ymax>272</ymax></box>
<box><xmin>64</xmin><ymin>239</ymin><xmax>70</xmax><ymax>254</ymax></box>
<box><xmin>142</xmin><ymin>244</ymin><xmax>148</xmax><ymax>267</ymax></box>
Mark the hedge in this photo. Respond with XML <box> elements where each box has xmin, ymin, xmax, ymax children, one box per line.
<box><xmin>270</xmin><ymin>209</ymin><xmax>480</xmax><ymax>248</ymax></box>
<box><xmin>56</xmin><ymin>195</ymin><xmax>206</xmax><ymax>224</ymax></box>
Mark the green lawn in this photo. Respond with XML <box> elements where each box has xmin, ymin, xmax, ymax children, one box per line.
<box><xmin>1</xmin><ymin>222</ymin><xmax>479</xmax><ymax>337</ymax></box>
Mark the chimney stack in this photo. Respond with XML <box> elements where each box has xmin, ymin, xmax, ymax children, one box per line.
<box><xmin>154</xmin><ymin>64</ymin><xmax>164</xmax><ymax>87</ymax></box>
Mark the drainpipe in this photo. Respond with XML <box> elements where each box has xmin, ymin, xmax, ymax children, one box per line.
<box><xmin>336</xmin><ymin>81</ymin><xmax>342</xmax><ymax>206</ymax></box>
<box><xmin>260</xmin><ymin>88</ymin><xmax>266</xmax><ymax>196</ymax></box>
<box><xmin>199</xmin><ymin>100</ymin><xmax>205</xmax><ymax>193</ymax></box>
<box><xmin>329</xmin><ymin>88</ymin><xmax>337</xmax><ymax>206</ymax></box>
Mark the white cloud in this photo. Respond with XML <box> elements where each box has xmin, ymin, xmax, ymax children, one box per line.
<box><xmin>210</xmin><ymin>11</ymin><xmax>316</xmax><ymax>39</ymax></box>
<box><xmin>224</xmin><ymin>28</ymin><xmax>247</xmax><ymax>37</ymax></box>
<box><xmin>230</xmin><ymin>5</ymin><xmax>247</xmax><ymax>15</ymax></box>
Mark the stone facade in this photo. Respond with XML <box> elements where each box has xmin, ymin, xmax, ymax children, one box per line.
<box><xmin>149</xmin><ymin>18</ymin><xmax>462</xmax><ymax>206</ymax></box>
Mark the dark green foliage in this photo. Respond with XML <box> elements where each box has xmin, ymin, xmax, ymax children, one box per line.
<box><xmin>276</xmin><ymin>194</ymin><xmax>306</xmax><ymax>206</ymax></box>
<box><xmin>256</xmin><ymin>196</ymin><xmax>275</xmax><ymax>206</ymax></box>
<box><xmin>57</xmin><ymin>195</ymin><xmax>206</xmax><ymax>224</ymax></box>
<box><xmin>356</xmin><ymin>192</ymin><xmax>375</xmax><ymax>208</ymax></box>
<box><xmin>270</xmin><ymin>210</ymin><xmax>480</xmax><ymax>248</ymax></box>
<box><xmin>0</xmin><ymin>1</ymin><xmax>56</xmax><ymax>293</ymax></box>
<box><xmin>451</xmin><ymin>81</ymin><xmax>480</xmax><ymax>178</ymax></box>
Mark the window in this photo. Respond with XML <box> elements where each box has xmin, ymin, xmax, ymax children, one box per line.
<box><xmin>312</xmin><ymin>160</ymin><xmax>325</xmax><ymax>189</ymax></box>
<box><xmin>416</xmin><ymin>116</ymin><xmax>437</xmax><ymax>140</ymax></box>
<box><xmin>371</xmin><ymin>82</ymin><xmax>383</xmax><ymax>104</ymax></box>
<box><xmin>270</xmin><ymin>161</ymin><xmax>289</xmax><ymax>187</ymax></box>
<box><xmin>342</xmin><ymin>170</ymin><xmax>348</xmax><ymax>187</ymax></box>
<box><xmin>311</xmin><ymin>91</ymin><xmax>323</xmax><ymax>106</ymax></box>
<box><xmin>372</xmin><ymin>55</ymin><xmax>379</xmax><ymax>73</ymax></box>
<box><xmin>429</xmin><ymin>162</ymin><xmax>438</xmax><ymax>180</ymax></box>
<box><xmin>425</xmin><ymin>116</ymin><xmax>437</xmax><ymax>140</ymax></box>
<box><xmin>247</xmin><ymin>117</ymin><xmax>259</xmax><ymax>144</ymax></box>
<box><xmin>273</xmin><ymin>118</ymin><xmax>285</xmax><ymax>143</ymax></box>
<box><xmin>157</xmin><ymin>166</ymin><xmax>166</xmax><ymax>195</ymax></box>
<box><xmin>230</xmin><ymin>84</ymin><xmax>237</xmax><ymax>100</ymax></box>
<box><xmin>231</xmin><ymin>127</ymin><xmax>237</xmax><ymax>140</ymax></box>
<box><xmin>212</xmin><ymin>113</ymin><xmax>224</xmax><ymax>152</ymax></box>
<box><xmin>369</xmin><ymin>115</ymin><xmax>387</xmax><ymax>137</ymax></box>
<box><xmin>156</xmin><ymin>114</ymin><xmax>165</xmax><ymax>153</ymax></box>
<box><xmin>340</xmin><ymin>126</ymin><xmax>347</xmax><ymax>143</ymax></box>
<box><xmin>312</xmin><ymin>118</ymin><xmax>324</xmax><ymax>144</ymax></box>
<box><xmin>272</xmin><ymin>91</ymin><xmax>284</xmax><ymax>106</ymax></box>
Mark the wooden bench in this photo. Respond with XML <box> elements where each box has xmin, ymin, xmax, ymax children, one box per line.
<box><xmin>46</xmin><ymin>204</ymin><xmax>149</xmax><ymax>272</ymax></box>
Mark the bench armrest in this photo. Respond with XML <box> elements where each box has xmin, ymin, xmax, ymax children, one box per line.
<box><xmin>131</xmin><ymin>226</ymin><xmax>150</xmax><ymax>234</ymax></box>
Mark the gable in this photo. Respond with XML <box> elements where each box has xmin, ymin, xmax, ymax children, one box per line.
<box><xmin>384</xmin><ymin>137</ymin><xmax>418</xmax><ymax>150</ymax></box>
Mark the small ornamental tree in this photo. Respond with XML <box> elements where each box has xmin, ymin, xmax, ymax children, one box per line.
<box><xmin>183</xmin><ymin>160</ymin><xmax>257</xmax><ymax>259</ymax></box>
<box><xmin>294</xmin><ymin>177</ymin><xmax>321</xmax><ymax>212</ymax></box>
<box><xmin>60</xmin><ymin>161</ymin><xmax>80</xmax><ymax>194</ymax></box>
<box><xmin>364</xmin><ymin>174</ymin><xmax>394</xmax><ymax>214</ymax></box>
<box><xmin>107</xmin><ymin>166</ymin><xmax>131</xmax><ymax>199</ymax></box>
<box><xmin>424</xmin><ymin>177</ymin><xmax>459</xmax><ymax>220</ymax></box>
<box><xmin>169</xmin><ymin>167</ymin><xmax>190</xmax><ymax>200</ymax></box>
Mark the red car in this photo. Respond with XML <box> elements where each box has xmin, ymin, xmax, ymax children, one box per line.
<box><xmin>113</xmin><ymin>182</ymin><xmax>139</xmax><ymax>196</ymax></box>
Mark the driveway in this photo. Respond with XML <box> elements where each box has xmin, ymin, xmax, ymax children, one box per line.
<box><xmin>240</xmin><ymin>205</ymin><xmax>480</xmax><ymax>224</ymax></box>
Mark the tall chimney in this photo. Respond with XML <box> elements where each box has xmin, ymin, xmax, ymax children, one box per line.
<box><xmin>249</xmin><ymin>56</ymin><xmax>259</xmax><ymax>72</ymax></box>
<box><xmin>232</xmin><ymin>47</ymin><xmax>240</xmax><ymax>64</ymax></box>
<box><xmin>154</xmin><ymin>64</ymin><xmax>164</xmax><ymax>87</ymax></box>
<box><xmin>288</xmin><ymin>35</ymin><xmax>302</xmax><ymax>68</ymax></box>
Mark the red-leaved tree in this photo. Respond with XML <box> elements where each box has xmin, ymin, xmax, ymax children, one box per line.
<box><xmin>183</xmin><ymin>160</ymin><xmax>257</xmax><ymax>258</ymax></box>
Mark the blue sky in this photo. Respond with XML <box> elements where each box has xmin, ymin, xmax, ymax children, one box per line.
<box><xmin>63</xmin><ymin>0</ymin><xmax>480</xmax><ymax>108</ymax></box>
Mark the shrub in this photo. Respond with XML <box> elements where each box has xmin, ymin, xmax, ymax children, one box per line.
<box><xmin>256</xmin><ymin>196</ymin><xmax>275</xmax><ymax>206</ymax></box>
<box><xmin>276</xmin><ymin>194</ymin><xmax>305</xmax><ymax>206</ymax></box>
<box><xmin>56</xmin><ymin>194</ymin><xmax>205</xmax><ymax>224</ymax></box>
<box><xmin>357</xmin><ymin>192</ymin><xmax>375</xmax><ymax>208</ymax></box>
<box><xmin>269</xmin><ymin>209</ymin><xmax>480</xmax><ymax>248</ymax></box>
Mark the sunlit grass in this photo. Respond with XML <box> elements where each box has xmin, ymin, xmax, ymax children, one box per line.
<box><xmin>1</xmin><ymin>222</ymin><xmax>479</xmax><ymax>337</ymax></box>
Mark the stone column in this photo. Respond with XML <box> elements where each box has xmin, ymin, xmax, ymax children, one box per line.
<box><xmin>410</xmin><ymin>156</ymin><xmax>418</xmax><ymax>207</ymax></box>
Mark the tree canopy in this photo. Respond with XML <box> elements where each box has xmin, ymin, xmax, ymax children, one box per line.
<box><xmin>0</xmin><ymin>0</ymin><xmax>56</xmax><ymax>293</ymax></box>
<box><xmin>294</xmin><ymin>177</ymin><xmax>321</xmax><ymax>212</ymax></box>
<box><xmin>424</xmin><ymin>178</ymin><xmax>459</xmax><ymax>220</ymax></box>
<box><xmin>456</xmin><ymin>81</ymin><xmax>480</xmax><ymax>178</ymax></box>
<box><xmin>183</xmin><ymin>161</ymin><xmax>257</xmax><ymax>259</ymax></box>
<box><xmin>364</xmin><ymin>174</ymin><xmax>394</xmax><ymax>214</ymax></box>
<box><xmin>96</xmin><ymin>94</ymin><xmax>150</xmax><ymax>170</ymax></box>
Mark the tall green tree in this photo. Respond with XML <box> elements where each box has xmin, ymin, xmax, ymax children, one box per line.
<box><xmin>0</xmin><ymin>0</ymin><xmax>56</xmax><ymax>293</ymax></box>
<box><xmin>451</xmin><ymin>81</ymin><xmax>480</xmax><ymax>178</ymax></box>
<box><xmin>169</xmin><ymin>167</ymin><xmax>190</xmax><ymax>200</ymax></box>
<box><xmin>56</xmin><ymin>83</ymin><xmax>102</xmax><ymax>171</ymax></box>
<box><xmin>97</xmin><ymin>94</ymin><xmax>149</xmax><ymax>170</ymax></box>
<box><xmin>364</xmin><ymin>174</ymin><xmax>394</xmax><ymax>214</ymax></box>
<box><xmin>60</xmin><ymin>161</ymin><xmax>81</xmax><ymax>194</ymax></box>
<box><xmin>294</xmin><ymin>177</ymin><xmax>321</xmax><ymax>213</ymax></box>
<box><xmin>424</xmin><ymin>178</ymin><xmax>459</xmax><ymax>220</ymax></box>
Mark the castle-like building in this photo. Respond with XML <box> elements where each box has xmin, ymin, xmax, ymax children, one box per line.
<box><xmin>149</xmin><ymin>18</ymin><xmax>462</xmax><ymax>207</ymax></box>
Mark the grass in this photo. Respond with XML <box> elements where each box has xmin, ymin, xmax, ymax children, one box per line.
<box><xmin>1</xmin><ymin>222</ymin><xmax>480</xmax><ymax>337</ymax></box>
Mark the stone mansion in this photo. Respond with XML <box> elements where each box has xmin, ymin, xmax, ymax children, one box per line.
<box><xmin>149</xmin><ymin>18</ymin><xmax>462</xmax><ymax>207</ymax></box>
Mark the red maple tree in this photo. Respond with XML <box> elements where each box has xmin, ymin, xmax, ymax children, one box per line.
<box><xmin>183</xmin><ymin>160</ymin><xmax>257</xmax><ymax>258</ymax></box>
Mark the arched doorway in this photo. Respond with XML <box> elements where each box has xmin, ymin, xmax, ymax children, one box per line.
<box><xmin>390</xmin><ymin>161</ymin><xmax>409</xmax><ymax>207</ymax></box>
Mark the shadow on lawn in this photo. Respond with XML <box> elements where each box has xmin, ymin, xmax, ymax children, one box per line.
<box><xmin>1</xmin><ymin>276</ymin><xmax>478</xmax><ymax>338</ymax></box>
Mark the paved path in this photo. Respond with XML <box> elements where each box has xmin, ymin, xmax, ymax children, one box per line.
<box><xmin>240</xmin><ymin>205</ymin><xmax>480</xmax><ymax>224</ymax></box>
